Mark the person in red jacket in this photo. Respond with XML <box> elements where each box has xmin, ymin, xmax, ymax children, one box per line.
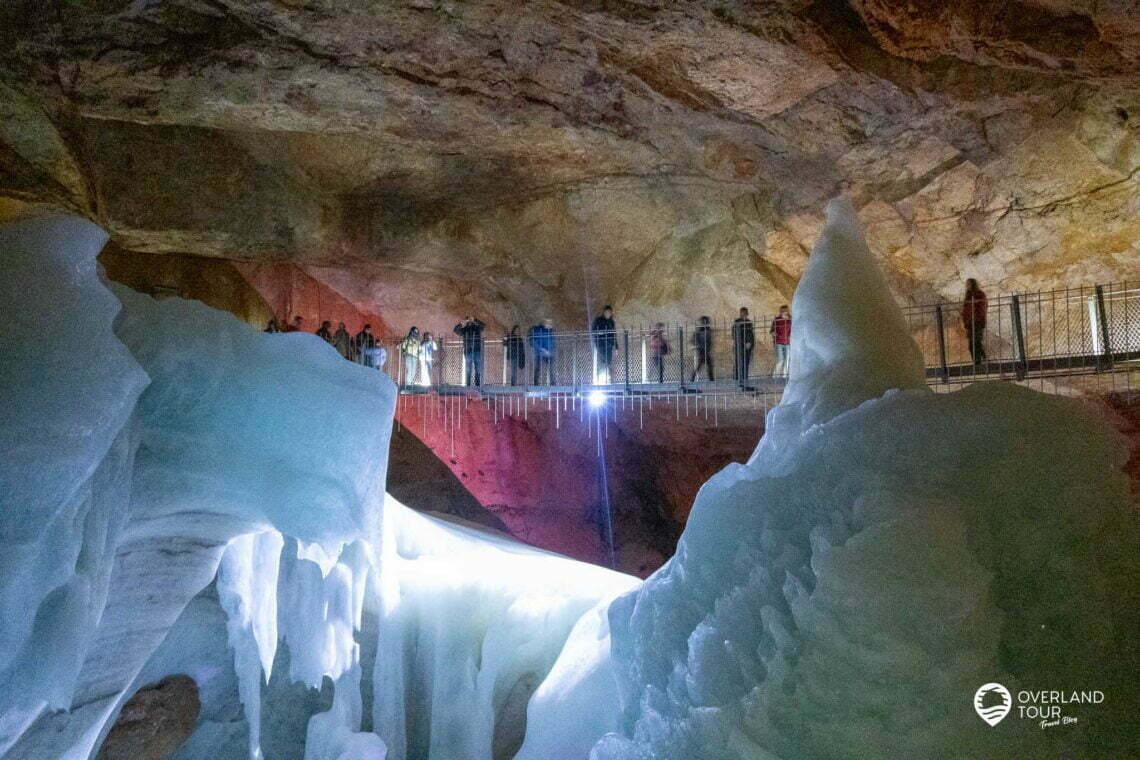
<box><xmin>770</xmin><ymin>305</ymin><xmax>791</xmax><ymax>376</ymax></box>
<box><xmin>961</xmin><ymin>279</ymin><xmax>987</xmax><ymax>367</ymax></box>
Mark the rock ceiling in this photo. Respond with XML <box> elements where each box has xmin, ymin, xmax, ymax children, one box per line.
<box><xmin>1</xmin><ymin>0</ymin><xmax>1138</xmax><ymax>330</ymax></box>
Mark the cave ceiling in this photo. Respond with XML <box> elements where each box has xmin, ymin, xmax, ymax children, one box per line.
<box><xmin>1</xmin><ymin>0</ymin><xmax>1138</xmax><ymax>330</ymax></box>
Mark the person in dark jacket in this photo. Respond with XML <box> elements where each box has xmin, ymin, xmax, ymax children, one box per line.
<box><xmin>286</xmin><ymin>315</ymin><xmax>304</xmax><ymax>333</ymax></box>
<box><xmin>648</xmin><ymin>322</ymin><xmax>669</xmax><ymax>383</ymax></box>
<box><xmin>591</xmin><ymin>305</ymin><xmax>616</xmax><ymax>383</ymax></box>
<box><xmin>503</xmin><ymin>325</ymin><xmax>526</xmax><ymax>386</ymax></box>
<box><xmin>332</xmin><ymin>322</ymin><xmax>352</xmax><ymax>359</ymax></box>
<box><xmin>355</xmin><ymin>323</ymin><xmax>382</xmax><ymax>368</ymax></box>
<box><xmin>770</xmin><ymin>305</ymin><xmax>791</xmax><ymax>376</ymax></box>
<box><xmin>264</xmin><ymin>317</ymin><xmax>281</xmax><ymax>333</ymax></box>
<box><xmin>316</xmin><ymin>320</ymin><xmax>333</xmax><ymax>343</ymax></box>
<box><xmin>529</xmin><ymin>319</ymin><xmax>556</xmax><ymax>385</ymax></box>
<box><xmin>690</xmin><ymin>315</ymin><xmax>714</xmax><ymax>382</ymax></box>
<box><xmin>961</xmin><ymin>278</ymin><xmax>987</xmax><ymax>367</ymax></box>
<box><xmin>732</xmin><ymin>307</ymin><xmax>755</xmax><ymax>385</ymax></box>
<box><xmin>454</xmin><ymin>316</ymin><xmax>485</xmax><ymax>386</ymax></box>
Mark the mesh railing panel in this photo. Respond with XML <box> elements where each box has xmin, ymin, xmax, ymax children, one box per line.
<box><xmin>330</xmin><ymin>280</ymin><xmax>1138</xmax><ymax>392</ymax></box>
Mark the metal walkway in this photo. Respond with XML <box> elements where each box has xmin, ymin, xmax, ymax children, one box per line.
<box><xmin>377</xmin><ymin>280</ymin><xmax>1138</xmax><ymax>410</ymax></box>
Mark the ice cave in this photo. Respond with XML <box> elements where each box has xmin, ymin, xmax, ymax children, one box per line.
<box><xmin>1</xmin><ymin>3</ymin><xmax>1139</xmax><ymax>759</ymax></box>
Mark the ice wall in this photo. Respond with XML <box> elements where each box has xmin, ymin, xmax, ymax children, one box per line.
<box><xmin>3</xmin><ymin>204</ymin><xmax>1134</xmax><ymax>760</ymax></box>
<box><xmin>0</xmin><ymin>213</ymin><xmax>636</xmax><ymax>760</ymax></box>
<box><xmin>518</xmin><ymin>199</ymin><xmax>1137</xmax><ymax>759</ymax></box>
<box><xmin>373</xmin><ymin>498</ymin><xmax>638</xmax><ymax>760</ymax></box>
<box><xmin>0</xmin><ymin>214</ymin><xmax>401</xmax><ymax>758</ymax></box>
<box><xmin>0</xmin><ymin>216</ymin><xmax>148</xmax><ymax>754</ymax></box>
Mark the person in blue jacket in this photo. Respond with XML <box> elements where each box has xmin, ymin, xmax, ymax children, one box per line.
<box><xmin>529</xmin><ymin>318</ymin><xmax>556</xmax><ymax>385</ymax></box>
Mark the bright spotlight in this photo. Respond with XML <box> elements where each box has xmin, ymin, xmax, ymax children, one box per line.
<box><xmin>588</xmin><ymin>389</ymin><xmax>607</xmax><ymax>408</ymax></box>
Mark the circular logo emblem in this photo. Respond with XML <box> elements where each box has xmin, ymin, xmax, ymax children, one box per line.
<box><xmin>974</xmin><ymin>682</ymin><xmax>1012</xmax><ymax>726</ymax></box>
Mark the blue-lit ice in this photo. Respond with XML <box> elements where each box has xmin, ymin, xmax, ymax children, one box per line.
<box><xmin>517</xmin><ymin>198</ymin><xmax>1135</xmax><ymax>759</ymax></box>
<box><xmin>0</xmin><ymin>200</ymin><xmax>1134</xmax><ymax>760</ymax></box>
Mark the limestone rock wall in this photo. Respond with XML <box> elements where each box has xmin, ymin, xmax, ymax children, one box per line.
<box><xmin>1</xmin><ymin>0</ymin><xmax>1137</xmax><ymax>332</ymax></box>
<box><xmin>391</xmin><ymin>396</ymin><xmax>762</xmax><ymax>577</ymax></box>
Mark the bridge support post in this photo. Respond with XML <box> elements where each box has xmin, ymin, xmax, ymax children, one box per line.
<box><xmin>678</xmin><ymin>326</ymin><xmax>685</xmax><ymax>388</ymax></box>
<box><xmin>623</xmin><ymin>330</ymin><xmax>631</xmax><ymax>393</ymax></box>
<box><xmin>572</xmin><ymin>334</ymin><xmax>579</xmax><ymax>389</ymax></box>
<box><xmin>1094</xmin><ymin>285</ymin><xmax>1114</xmax><ymax>370</ymax></box>
<box><xmin>934</xmin><ymin>303</ymin><xmax>949</xmax><ymax>383</ymax></box>
<box><xmin>1011</xmin><ymin>294</ymin><xmax>1028</xmax><ymax>380</ymax></box>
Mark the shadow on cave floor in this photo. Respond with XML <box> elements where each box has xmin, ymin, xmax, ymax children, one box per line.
<box><xmin>388</xmin><ymin>427</ymin><xmax>509</xmax><ymax>534</ymax></box>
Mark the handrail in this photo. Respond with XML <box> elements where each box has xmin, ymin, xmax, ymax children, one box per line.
<box><xmin>307</xmin><ymin>278</ymin><xmax>1137</xmax><ymax>394</ymax></box>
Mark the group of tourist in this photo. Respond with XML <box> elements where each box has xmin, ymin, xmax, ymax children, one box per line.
<box><xmin>437</xmin><ymin>305</ymin><xmax>795</xmax><ymax>388</ymax></box>
<box><xmin>264</xmin><ymin>317</ymin><xmax>388</xmax><ymax>368</ymax></box>
<box><xmin>266</xmin><ymin>305</ymin><xmax>796</xmax><ymax>387</ymax></box>
<box><xmin>263</xmin><ymin>280</ymin><xmax>989</xmax><ymax>386</ymax></box>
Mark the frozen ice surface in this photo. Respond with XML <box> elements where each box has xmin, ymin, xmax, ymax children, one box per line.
<box><xmin>3</xmin><ymin>203</ymin><xmax>1135</xmax><ymax>760</ymax></box>
<box><xmin>0</xmin><ymin>213</ymin><xmax>401</xmax><ymax>757</ymax></box>
<box><xmin>373</xmin><ymin>497</ymin><xmax>639</xmax><ymax>760</ymax></box>
<box><xmin>112</xmin><ymin>283</ymin><xmax>395</xmax><ymax>546</ymax></box>
<box><xmin>519</xmin><ymin>198</ymin><xmax>1136</xmax><ymax>759</ymax></box>
<box><xmin>0</xmin><ymin>216</ymin><xmax>148</xmax><ymax>752</ymax></box>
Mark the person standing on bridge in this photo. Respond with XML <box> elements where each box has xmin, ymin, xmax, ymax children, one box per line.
<box><xmin>418</xmin><ymin>331</ymin><xmax>438</xmax><ymax>386</ymax></box>
<box><xmin>770</xmin><ymin>305</ymin><xmax>791</xmax><ymax>376</ymax></box>
<box><xmin>690</xmin><ymin>316</ymin><xmax>714</xmax><ymax>382</ymax></box>
<box><xmin>399</xmin><ymin>327</ymin><xmax>421</xmax><ymax>386</ymax></box>
<box><xmin>454</xmin><ymin>316</ymin><xmax>486</xmax><ymax>386</ymax></box>
<box><xmin>648</xmin><ymin>322</ymin><xmax>669</xmax><ymax>383</ymax></box>
<box><xmin>332</xmin><ymin>322</ymin><xmax>352</xmax><ymax>359</ymax></box>
<box><xmin>355</xmin><ymin>323</ymin><xmax>382</xmax><ymax>369</ymax></box>
<box><xmin>530</xmin><ymin>319</ymin><xmax>556</xmax><ymax>385</ymax></box>
<box><xmin>962</xmin><ymin>279</ymin><xmax>987</xmax><ymax>368</ymax></box>
<box><xmin>504</xmin><ymin>325</ymin><xmax>526</xmax><ymax>386</ymax></box>
<box><xmin>592</xmin><ymin>305</ymin><xmax>617</xmax><ymax>383</ymax></box>
<box><xmin>732</xmin><ymin>307</ymin><xmax>755</xmax><ymax>386</ymax></box>
<box><xmin>316</xmin><ymin>320</ymin><xmax>333</xmax><ymax>343</ymax></box>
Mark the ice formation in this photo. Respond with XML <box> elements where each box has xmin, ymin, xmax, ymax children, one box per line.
<box><xmin>518</xmin><ymin>198</ymin><xmax>1136</xmax><ymax>758</ymax></box>
<box><xmin>0</xmin><ymin>217</ymin><xmax>148</xmax><ymax>754</ymax></box>
<box><xmin>0</xmin><ymin>214</ymin><xmax>635</xmax><ymax>759</ymax></box>
<box><xmin>1</xmin><ymin>200</ymin><xmax>1135</xmax><ymax>760</ymax></box>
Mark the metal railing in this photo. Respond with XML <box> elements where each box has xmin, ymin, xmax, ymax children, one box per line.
<box><xmin>902</xmin><ymin>281</ymin><xmax>1140</xmax><ymax>383</ymax></box>
<box><xmin>330</xmin><ymin>280</ymin><xmax>1138</xmax><ymax>398</ymax></box>
<box><xmin>368</xmin><ymin>322</ymin><xmax>793</xmax><ymax>392</ymax></box>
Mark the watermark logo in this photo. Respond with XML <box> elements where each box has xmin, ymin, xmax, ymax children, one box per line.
<box><xmin>974</xmin><ymin>682</ymin><xmax>1012</xmax><ymax>726</ymax></box>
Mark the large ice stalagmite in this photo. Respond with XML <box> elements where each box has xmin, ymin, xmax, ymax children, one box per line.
<box><xmin>0</xmin><ymin>217</ymin><xmax>148</xmax><ymax>753</ymax></box>
<box><xmin>519</xmin><ymin>198</ymin><xmax>1136</xmax><ymax>759</ymax></box>
<box><xmin>0</xmin><ymin>213</ymin><xmax>402</xmax><ymax>759</ymax></box>
<box><xmin>0</xmin><ymin>212</ymin><xmax>638</xmax><ymax>760</ymax></box>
